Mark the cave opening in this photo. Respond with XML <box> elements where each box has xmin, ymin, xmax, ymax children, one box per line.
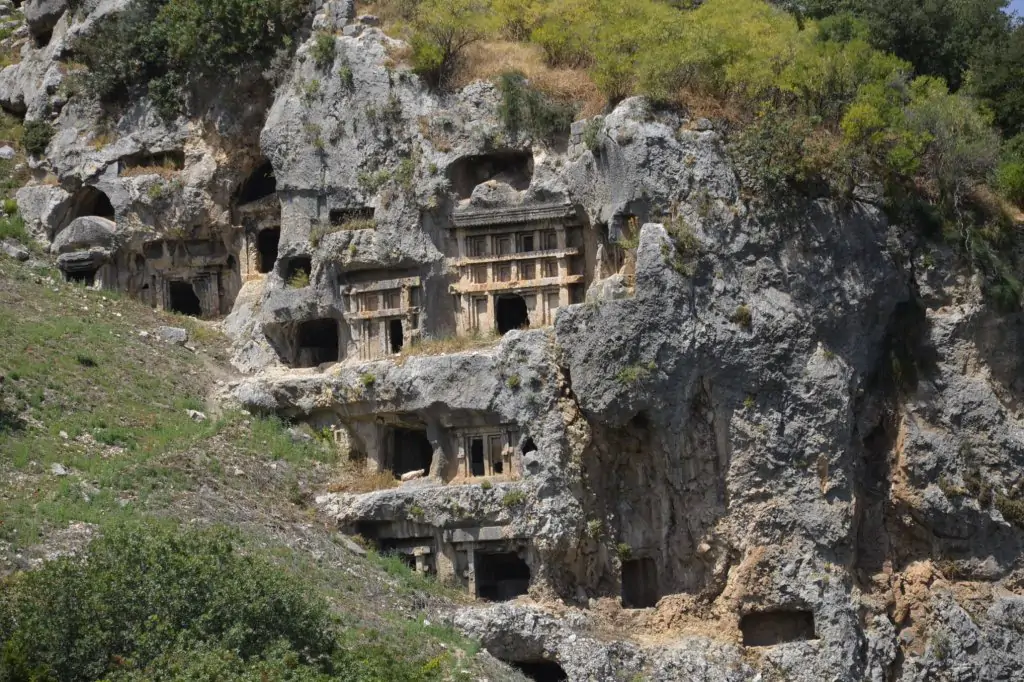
<box><xmin>168</xmin><ymin>280</ymin><xmax>202</xmax><ymax>317</ymax></box>
<box><xmin>621</xmin><ymin>557</ymin><xmax>659</xmax><ymax>609</ymax></box>
<box><xmin>388</xmin><ymin>319</ymin><xmax>404</xmax><ymax>353</ymax></box>
<box><xmin>296</xmin><ymin>319</ymin><xmax>339</xmax><ymax>367</ymax></box>
<box><xmin>509</xmin><ymin>661</ymin><xmax>568</xmax><ymax>682</ymax></box>
<box><xmin>449</xmin><ymin>151</ymin><xmax>534</xmax><ymax>200</ymax></box>
<box><xmin>496</xmin><ymin>294</ymin><xmax>529</xmax><ymax>335</ymax></box>
<box><xmin>740</xmin><ymin>610</ymin><xmax>818</xmax><ymax>647</ymax></box>
<box><xmin>521</xmin><ymin>437</ymin><xmax>537</xmax><ymax>455</ymax></box>
<box><xmin>257</xmin><ymin>228</ymin><xmax>280</xmax><ymax>273</ymax></box>
<box><xmin>391</xmin><ymin>428</ymin><xmax>433</xmax><ymax>477</ymax></box>
<box><xmin>70</xmin><ymin>186</ymin><xmax>115</xmax><ymax>222</ymax></box>
<box><xmin>476</xmin><ymin>552</ymin><xmax>530</xmax><ymax>602</ymax></box>
<box><xmin>237</xmin><ymin>159</ymin><xmax>276</xmax><ymax>204</ymax></box>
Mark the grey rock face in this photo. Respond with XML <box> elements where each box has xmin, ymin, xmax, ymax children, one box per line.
<box><xmin>13</xmin><ymin>0</ymin><xmax>1024</xmax><ymax>678</ymax></box>
<box><xmin>155</xmin><ymin>326</ymin><xmax>188</xmax><ymax>345</ymax></box>
<box><xmin>24</xmin><ymin>0</ymin><xmax>68</xmax><ymax>39</ymax></box>
<box><xmin>1</xmin><ymin>238</ymin><xmax>30</xmax><ymax>261</ymax></box>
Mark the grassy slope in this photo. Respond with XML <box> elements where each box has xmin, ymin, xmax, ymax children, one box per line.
<box><xmin>0</xmin><ymin>255</ymin><xmax>523</xmax><ymax>681</ymax></box>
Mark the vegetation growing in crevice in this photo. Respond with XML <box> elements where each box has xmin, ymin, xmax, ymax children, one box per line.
<box><xmin>496</xmin><ymin>70</ymin><xmax>576</xmax><ymax>141</ymax></box>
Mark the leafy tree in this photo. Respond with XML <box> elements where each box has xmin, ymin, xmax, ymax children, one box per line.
<box><xmin>73</xmin><ymin>0</ymin><xmax>307</xmax><ymax>118</ymax></box>
<box><xmin>21</xmin><ymin>121</ymin><xmax>54</xmax><ymax>157</ymax></box>
<box><xmin>968</xmin><ymin>22</ymin><xmax>1024</xmax><ymax>137</ymax></box>
<box><xmin>0</xmin><ymin>525</ymin><xmax>336</xmax><ymax>682</ymax></box>
<box><xmin>407</xmin><ymin>0</ymin><xmax>496</xmax><ymax>88</ymax></box>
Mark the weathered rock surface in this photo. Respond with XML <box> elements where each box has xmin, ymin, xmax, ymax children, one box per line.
<box><xmin>7</xmin><ymin>0</ymin><xmax>1024</xmax><ymax>679</ymax></box>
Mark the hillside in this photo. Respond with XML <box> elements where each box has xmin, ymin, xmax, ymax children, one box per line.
<box><xmin>0</xmin><ymin>255</ymin><xmax>526</xmax><ymax>681</ymax></box>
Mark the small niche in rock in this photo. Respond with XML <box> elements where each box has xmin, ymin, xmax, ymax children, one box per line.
<box><xmin>476</xmin><ymin>552</ymin><xmax>530</xmax><ymax>601</ymax></box>
<box><xmin>237</xmin><ymin>159</ymin><xmax>276</xmax><ymax>204</ymax></box>
<box><xmin>390</xmin><ymin>427</ymin><xmax>432</xmax><ymax>477</ymax></box>
<box><xmin>740</xmin><ymin>610</ymin><xmax>818</xmax><ymax>647</ymax></box>
<box><xmin>509</xmin><ymin>661</ymin><xmax>568</xmax><ymax>682</ymax></box>
<box><xmin>65</xmin><ymin>267</ymin><xmax>98</xmax><ymax>287</ymax></box>
<box><xmin>33</xmin><ymin>29</ymin><xmax>53</xmax><ymax>48</ymax></box>
<box><xmin>168</xmin><ymin>280</ymin><xmax>202</xmax><ymax>317</ymax></box>
<box><xmin>283</xmin><ymin>256</ymin><xmax>312</xmax><ymax>285</ymax></box>
<box><xmin>329</xmin><ymin>207</ymin><xmax>375</xmax><ymax>226</ymax></box>
<box><xmin>449</xmin><ymin>151</ymin><xmax>534</xmax><ymax>200</ymax></box>
<box><xmin>621</xmin><ymin>557</ymin><xmax>659</xmax><ymax>609</ymax></box>
<box><xmin>120</xmin><ymin>150</ymin><xmax>185</xmax><ymax>174</ymax></box>
<box><xmin>295</xmin><ymin>319</ymin><xmax>339</xmax><ymax>367</ymax></box>
<box><xmin>257</xmin><ymin>228</ymin><xmax>280</xmax><ymax>273</ymax></box>
<box><xmin>521</xmin><ymin>437</ymin><xmax>538</xmax><ymax>455</ymax></box>
<box><xmin>496</xmin><ymin>294</ymin><xmax>529</xmax><ymax>335</ymax></box>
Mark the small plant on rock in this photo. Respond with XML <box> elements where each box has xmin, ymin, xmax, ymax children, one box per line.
<box><xmin>501</xmin><ymin>489</ymin><xmax>526</xmax><ymax>507</ymax></box>
<box><xmin>582</xmin><ymin>118</ymin><xmax>604</xmax><ymax>154</ymax></box>
<box><xmin>616</xmin><ymin>543</ymin><xmax>632</xmax><ymax>560</ymax></box>
<box><xmin>732</xmin><ymin>304</ymin><xmax>753</xmax><ymax>330</ymax></box>
<box><xmin>480</xmin><ymin>479</ymin><xmax>493</xmax><ymax>490</ymax></box>
<box><xmin>22</xmin><ymin>121</ymin><xmax>54</xmax><ymax>157</ymax></box>
<box><xmin>360</xmin><ymin>372</ymin><xmax>376</xmax><ymax>388</ymax></box>
<box><xmin>311</xmin><ymin>31</ymin><xmax>336</xmax><ymax>70</ymax></box>
<box><xmin>287</xmin><ymin>270</ymin><xmax>310</xmax><ymax>288</ymax></box>
<box><xmin>506</xmin><ymin>374</ymin><xmax>521</xmax><ymax>389</ymax></box>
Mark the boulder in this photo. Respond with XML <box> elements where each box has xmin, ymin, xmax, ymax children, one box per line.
<box><xmin>155</xmin><ymin>326</ymin><xmax>188</xmax><ymax>346</ymax></box>
<box><xmin>24</xmin><ymin>0</ymin><xmax>68</xmax><ymax>39</ymax></box>
<box><xmin>50</xmin><ymin>216</ymin><xmax>115</xmax><ymax>254</ymax></box>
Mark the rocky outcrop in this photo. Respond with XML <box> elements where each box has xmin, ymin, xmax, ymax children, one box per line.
<box><xmin>7</xmin><ymin>0</ymin><xmax>1024</xmax><ymax>679</ymax></box>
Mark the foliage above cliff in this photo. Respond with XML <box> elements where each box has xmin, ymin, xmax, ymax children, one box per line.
<box><xmin>366</xmin><ymin>0</ymin><xmax>1023</xmax><ymax>305</ymax></box>
<box><xmin>72</xmin><ymin>0</ymin><xmax>307</xmax><ymax>118</ymax></box>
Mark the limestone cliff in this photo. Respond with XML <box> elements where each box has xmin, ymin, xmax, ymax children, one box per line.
<box><xmin>4</xmin><ymin>1</ymin><xmax>1024</xmax><ymax>680</ymax></box>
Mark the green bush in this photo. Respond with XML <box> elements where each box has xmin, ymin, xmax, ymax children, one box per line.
<box><xmin>0</xmin><ymin>525</ymin><xmax>337</xmax><ymax>682</ymax></box>
<box><xmin>997</xmin><ymin>134</ymin><xmax>1024</xmax><ymax>206</ymax></box>
<box><xmin>74</xmin><ymin>0</ymin><xmax>307</xmax><ymax>118</ymax></box>
<box><xmin>407</xmin><ymin>0</ymin><xmax>496</xmax><ymax>88</ymax></box>
<box><xmin>21</xmin><ymin>121</ymin><xmax>54</xmax><ymax>157</ymax></box>
<box><xmin>311</xmin><ymin>31</ymin><xmax>337</xmax><ymax>70</ymax></box>
<box><xmin>496</xmin><ymin>70</ymin><xmax>576</xmax><ymax>141</ymax></box>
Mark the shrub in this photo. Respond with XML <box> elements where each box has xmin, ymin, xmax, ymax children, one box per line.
<box><xmin>616</xmin><ymin>542</ymin><xmax>632</xmax><ymax>560</ymax></box>
<box><xmin>407</xmin><ymin>0</ymin><xmax>496</xmax><ymax>88</ymax></box>
<box><xmin>496</xmin><ymin>70</ymin><xmax>576</xmax><ymax>142</ymax></box>
<box><xmin>501</xmin><ymin>489</ymin><xmax>526</xmax><ymax>506</ymax></box>
<box><xmin>995</xmin><ymin>494</ymin><xmax>1024</xmax><ymax>529</ymax></box>
<box><xmin>311</xmin><ymin>31</ymin><xmax>337</xmax><ymax>70</ymax></box>
<box><xmin>74</xmin><ymin>0</ymin><xmax>307</xmax><ymax>119</ymax></box>
<box><xmin>287</xmin><ymin>270</ymin><xmax>310</xmax><ymax>288</ymax></box>
<box><xmin>22</xmin><ymin>121</ymin><xmax>54</xmax><ymax>157</ymax></box>
<box><xmin>506</xmin><ymin>374</ymin><xmax>521</xmax><ymax>389</ymax></box>
<box><xmin>582</xmin><ymin>118</ymin><xmax>603</xmax><ymax>154</ymax></box>
<box><xmin>732</xmin><ymin>304</ymin><xmax>752</xmax><ymax>330</ymax></box>
<box><xmin>0</xmin><ymin>525</ymin><xmax>337</xmax><ymax>682</ymax></box>
<box><xmin>360</xmin><ymin>372</ymin><xmax>376</xmax><ymax>388</ymax></box>
<box><xmin>480</xmin><ymin>479</ymin><xmax>493</xmax><ymax>489</ymax></box>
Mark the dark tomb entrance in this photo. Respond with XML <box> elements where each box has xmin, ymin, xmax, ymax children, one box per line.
<box><xmin>65</xmin><ymin>268</ymin><xmax>98</xmax><ymax>286</ymax></box>
<box><xmin>476</xmin><ymin>552</ymin><xmax>530</xmax><ymax>601</ymax></box>
<box><xmin>621</xmin><ymin>557</ymin><xmax>659</xmax><ymax>609</ymax></box>
<box><xmin>296</xmin><ymin>319</ymin><xmax>339</xmax><ymax>367</ymax></box>
<box><xmin>257</xmin><ymin>228</ymin><xmax>280</xmax><ymax>273</ymax></box>
<box><xmin>391</xmin><ymin>428</ymin><xmax>433</xmax><ymax>477</ymax></box>
<box><xmin>496</xmin><ymin>294</ymin><xmax>529</xmax><ymax>335</ymax></box>
<box><xmin>740</xmin><ymin>610</ymin><xmax>818</xmax><ymax>647</ymax></box>
<box><xmin>470</xmin><ymin>437</ymin><xmax>486</xmax><ymax>476</ymax></box>
<box><xmin>168</xmin><ymin>281</ymin><xmax>202</xmax><ymax>316</ymax></box>
<box><xmin>238</xmin><ymin>160</ymin><xmax>277</xmax><ymax>204</ymax></box>
<box><xmin>389</xmin><ymin>319</ymin><xmax>404</xmax><ymax>353</ymax></box>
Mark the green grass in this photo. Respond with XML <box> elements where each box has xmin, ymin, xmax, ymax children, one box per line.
<box><xmin>0</xmin><ymin>256</ymin><xmax>520</xmax><ymax>681</ymax></box>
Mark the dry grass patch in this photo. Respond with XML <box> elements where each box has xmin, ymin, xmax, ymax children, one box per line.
<box><xmin>121</xmin><ymin>159</ymin><xmax>180</xmax><ymax>179</ymax></box>
<box><xmin>457</xmin><ymin>40</ymin><xmax>605</xmax><ymax>117</ymax></box>
<box><xmin>328</xmin><ymin>467</ymin><xmax>400</xmax><ymax>494</ymax></box>
<box><xmin>399</xmin><ymin>330</ymin><xmax>498</xmax><ymax>359</ymax></box>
